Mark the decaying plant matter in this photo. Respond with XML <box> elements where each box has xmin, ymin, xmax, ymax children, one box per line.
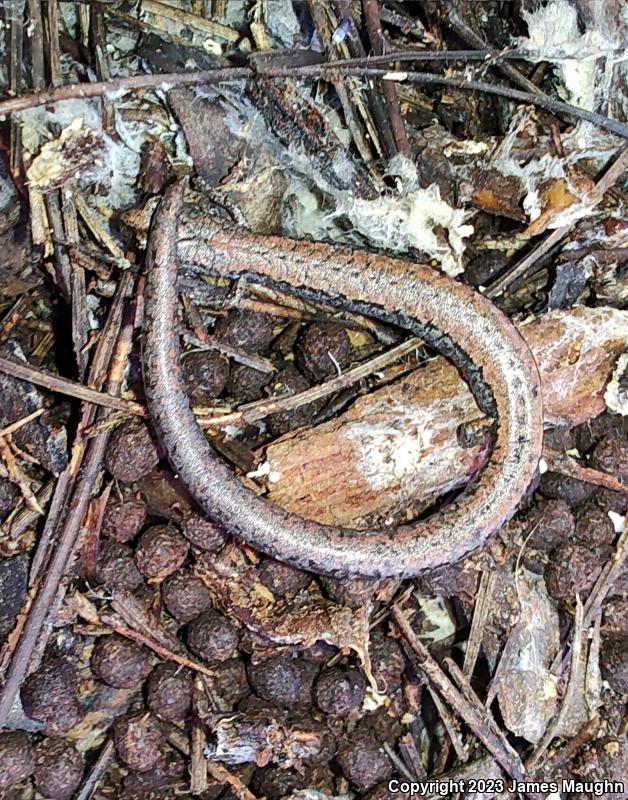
<box><xmin>0</xmin><ymin>1</ymin><xmax>626</xmax><ymax>799</ymax></box>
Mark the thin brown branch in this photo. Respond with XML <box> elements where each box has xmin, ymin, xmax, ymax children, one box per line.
<box><xmin>0</xmin><ymin>334</ymin><xmax>418</xmax><ymax>432</ymax></box>
<box><xmin>485</xmin><ymin>623</ymin><xmax>522</xmax><ymax>710</ymax></box>
<box><xmin>0</xmin><ymin>271</ymin><xmax>138</xmax><ymax>727</ymax></box>
<box><xmin>444</xmin><ymin>8</ymin><xmax>548</xmax><ymax>98</ymax></box>
<box><xmin>247</xmin><ymin>280</ymin><xmax>399</xmax><ymax>344</ymax></box>
<box><xmin>90</xmin><ymin>3</ymin><xmax>115</xmax><ymax>131</ymax></box>
<box><xmin>543</xmin><ymin>446</ymin><xmax>628</xmax><ymax>494</ymax></box>
<box><xmin>382</xmin><ymin>742</ymin><xmax>417</xmax><ymax>782</ymax></box>
<box><xmin>8</xmin><ymin>0</ymin><xmax>23</xmax><ymax>175</ymax></box>
<box><xmin>363</xmin><ymin>0</ymin><xmax>411</xmax><ymax>157</ymax></box>
<box><xmin>45</xmin><ymin>192</ymin><xmax>72</xmax><ymax>300</ymax></box>
<box><xmin>0</xmin><ymin>356</ymin><xmax>146</xmax><ymax>417</ymax></box>
<box><xmin>445</xmin><ymin>655</ymin><xmax>530</xmax><ymax>780</ymax></box>
<box><xmin>73</xmin><ymin>194</ymin><xmax>128</xmax><ymax>265</ymax></box>
<box><xmin>237</xmin><ymin>295</ymin><xmax>377</xmax><ymax>328</ymax></box>
<box><xmin>106</xmin><ymin>590</ymin><xmax>220</xmax><ymax>679</ymax></box>
<box><xmin>398</xmin><ymin>732</ymin><xmax>427</xmax><ymax>780</ymax></box>
<box><xmin>0</xmin><ymin>408</ymin><xmax>45</xmax><ymax>438</ymax></box>
<box><xmin>463</xmin><ymin>570</ymin><xmax>495</xmax><ymax>680</ymax></box>
<box><xmin>101</xmin><ymin>616</ymin><xmax>217</xmax><ymax>679</ymax></box>
<box><xmin>0</xmin><ymin>479</ymin><xmax>53</xmax><ymax>545</ymax></box>
<box><xmin>70</xmin><ymin>589</ymin><xmax>219</xmax><ymax>681</ymax></box>
<box><xmin>191</xmin><ymin>676</ymin><xmax>209</xmax><ymax>795</ymax></box>
<box><xmin>0</xmin><ymin>66</ymin><xmax>253</xmax><ymax>116</ymax></box>
<box><xmin>582</xmin><ymin>528</ymin><xmax>628</xmax><ymax>630</ymax></box>
<box><xmin>427</xmin><ymin>685</ymin><xmax>467</xmax><ymax>761</ymax></box>
<box><xmin>26</xmin><ymin>0</ymin><xmax>45</xmax><ymax>90</ymax></box>
<box><xmin>550</xmin><ymin>528</ymin><xmax>628</xmax><ymax>678</ymax></box>
<box><xmin>487</xmin><ymin>147</ymin><xmax>628</xmax><ymax>297</ymax></box>
<box><xmin>44</xmin><ymin>0</ymin><xmax>62</xmax><ymax>86</ymax></box>
<box><xmin>487</xmin><ymin>225</ymin><xmax>570</xmax><ymax>300</ymax></box>
<box><xmin>184</xmin><ymin>333</ymin><xmax>275</xmax><ymax>374</ymax></box>
<box><xmin>74</xmin><ymin>739</ymin><xmax>115</xmax><ymax>800</ymax></box>
<box><xmin>391</xmin><ymin>605</ymin><xmax>528</xmax><ymax>783</ymax></box>
<box><xmin>0</xmin><ymin>437</ymin><xmax>44</xmax><ymax>514</ymax></box>
<box><xmin>2</xmin><ymin>61</ymin><xmax>627</xmax><ymax>140</ymax></box>
<box><xmin>197</xmin><ymin>336</ymin><xmax>422</xmax><ymax>428</ymax></box>
<box><xmin>533</xmin><ymin>714</ymin><xmax>599</xmax><ymax>774</ymax></box>
<box><xmin>307</xmin><ymin>0</ymin><xmax>378</xmax><ymax>166</ymax></box>
<box><xmin>333</xmin><ymin>0</ymin><xmax>397</xmax><ymax>159</ymax></box>
<box><xmin>26</xmin><ymin>270</ymin><xmax>140</xmax><ymax>585</ymax></box>
<box><xmin>71</xmin><ymin>262</ymin><xmax>89</xmax><ymax>378</ymax></box>
<box><xmin>264</xmin><ymin>67</ymin><xmax>628</xmax><ymax>141</ymax></box>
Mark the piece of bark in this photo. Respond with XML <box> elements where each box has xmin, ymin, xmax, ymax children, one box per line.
<box><xmin>259</xmin><ymin>307</ymin><xmax>627</xmax><ymax>529</ymax></box>
<box><xmin>525</xmin><ymin>307</ymin><xmax>628</xmax><ymax>424</ymax></box>
<box><xmin>0</xmin><ymin>216</ymin><xmax>43</xmax><ymax>297</ymax></box>
<box><xmin>0</xmin><ymin>555</ymin><xmax>28</xmax><ymax>642</ymax></box>
<box><xmin>205</xmin><ymin>713</ymin><xmax>331</xmax><ymax>769</ymax></box>
<box><xmin>167</xmin><ymin>89</ymin><xmax>246</xmax><ymax>188</ymax></box>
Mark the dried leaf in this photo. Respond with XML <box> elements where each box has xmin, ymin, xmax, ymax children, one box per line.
<box><xmin>195</xmin><ymin>544</ymin><xmax>377</xmax><ymax>690</ymax></box>
<box><xmin>494</xmin><ymin>569</ymin><xmax>560</xmax><ymax>743</ymax></box>
<box><xmin>554</xmin><ymin>614</ymin><xmax>602</xmax><ymax>739</ymax></box>
<box><xmin>525</xmin><ymin>174</ymin><xmax>596</xmax><ymax>236</ymax></box>
<box><xmin>27</xmin><ymin>118</ymin><xmax>106</xmax><ymax>192</ymax></box>
<box><xmin>471</xmin><ymin>170</ymin><xmax>525</xmax><ymax>221</ymax></box>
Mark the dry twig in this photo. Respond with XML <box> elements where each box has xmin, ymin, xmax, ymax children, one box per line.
<box><xmin>74</xmin><ymin>739</ymin><xmax>115</xmax><ymax>800</ymax></box>
<box><xmin>462</xmin><ymin>570</ymin><xmax>496</xmax><ymax>679</ymax></box>
<box><xmin>0</xmin><ymin>356</ymin><xmax>146</xmax><ymax>417</ymax></box>
<box><xmin>0</xmin><ymin>271</ymin><xmax>138</xmax><ymax>727</ymax></box>
<box><xmin>391</xmin><ymin>605</ymin><xmax>529</xmax><ymax>784</ymax></box>
<box><xmin>488</xmin><ymin>148</ymin><xmax>628</xmax><ymax>297</ymax></box>
<box><xmin>197</xmin><ymin>336</ymin><xmax>421</xmax><ymax>427</ymax></box>
<box><xmin>543</xmin><ymin>446</ymin><xmax>628</xmax><ymax>494</ymax></box>
<box><xmin>1</xmin><ymin>61</ymin><xmax>627</xmax><ymax>140</ymax></box>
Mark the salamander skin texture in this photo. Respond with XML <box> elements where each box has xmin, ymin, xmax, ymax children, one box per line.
<box><xmin>143</xmin><ymin>183</ymin><xmax>544</xmax><ymax>579</ymax></box>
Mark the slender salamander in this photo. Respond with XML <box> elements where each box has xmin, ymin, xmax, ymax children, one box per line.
<box><xmin>143</xmin><ymin>183</ymin><xmax>544</xmax><ymax>578</ymax></box>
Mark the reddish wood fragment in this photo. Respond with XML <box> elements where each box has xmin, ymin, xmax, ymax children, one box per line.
<box><xmin>260</xmin><ymin>307</ymin><xmax>627</xmax><ymax>528</ymax></box>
